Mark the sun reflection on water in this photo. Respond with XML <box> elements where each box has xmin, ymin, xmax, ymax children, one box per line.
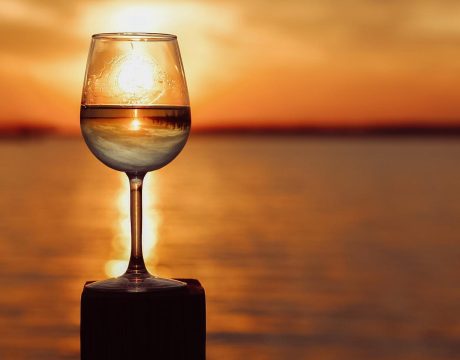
<box><xmin>130</xmin><ymin>117</ymin><xmax>141</xmax><ymax>131</ymax></box>
<box><xmin>105</xmin><ymin>173</ymin><xmax>161</xmax><ymax>277</ymax></box>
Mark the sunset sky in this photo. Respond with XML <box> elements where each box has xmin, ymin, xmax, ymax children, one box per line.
<box><xmin>0</xmin><ymin>0</ymin><xmax>460</xmax><ymax>130</ymax></box>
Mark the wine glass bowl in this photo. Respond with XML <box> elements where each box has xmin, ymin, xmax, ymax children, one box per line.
<box><xmin>80</xmin><ymin>33</ymin><xmax>190</xmax><ymax>292</ymax></box>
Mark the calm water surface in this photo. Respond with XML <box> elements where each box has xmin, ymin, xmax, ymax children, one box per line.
<box><xmin>0</xmin><ymin>136</ymin><xmax>459</xmax><ymax>359</ymax></box>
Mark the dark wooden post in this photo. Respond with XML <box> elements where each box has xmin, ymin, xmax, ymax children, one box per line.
<box><xmin>81</xmin><ymin>279</ymin><xmax>206</xmax><ymax>360</ymax></box>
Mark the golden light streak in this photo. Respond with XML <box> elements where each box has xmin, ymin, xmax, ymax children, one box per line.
<box><xmin>105</xmin><ymin>173</ymin><xmax>161</xmax><ymax>277</ymax></box>
<box><xmin>130</xmin><ymin>109</ymin><xmax>141</xmax><ymax>131</ymax></box>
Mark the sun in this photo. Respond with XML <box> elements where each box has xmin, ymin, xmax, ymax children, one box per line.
<box><xmin>116</xmin><ymin>53</ymin><xmax>156</xmax><ymax>95</ymax></box>
<box><xmin>130</xmin><ymin>118</ymin><xmax>141</xmax><ymax>131</ymax></box>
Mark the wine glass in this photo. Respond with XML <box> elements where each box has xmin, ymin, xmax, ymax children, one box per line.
<box><xmin>80</xmin><ymin>33</ymin><xmax>191</xmax><ymax>292</ymax></box>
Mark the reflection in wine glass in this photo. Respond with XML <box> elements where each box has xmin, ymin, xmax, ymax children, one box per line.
<box><xmin>105</xmin><ymin>173</ymin><xmax>161</xmax><ymax>277</ymax></box>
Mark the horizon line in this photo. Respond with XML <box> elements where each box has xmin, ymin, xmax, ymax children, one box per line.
<box><xmin>2</xmin><ymin>121</ymin><xmax>460</xmax><ymax>138</ymax></box>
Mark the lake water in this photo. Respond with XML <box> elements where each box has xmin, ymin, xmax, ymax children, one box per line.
<box><xmin>0</xmin><ymin>136</ymin><xmax>459</xmax><ymax>359</ymax></box>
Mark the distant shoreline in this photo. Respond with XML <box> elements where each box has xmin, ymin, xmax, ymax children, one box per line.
<box><xmin>191</xmin><ymin>125</ymin><xmax>460</xmax><ymax>137</ymax></box>
<box><xmin>2</xmin><ymin>124</ymin><xmax>460</xmax><ymax>138</ymax></box>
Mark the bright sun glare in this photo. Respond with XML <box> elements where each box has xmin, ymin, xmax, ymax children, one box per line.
<box><xmin>130</xmin><ymin>118</ymin><xmax>141</xmax><ymax>131</ymax></box>
<box><xmin>116</xmin><ymin>52</ymin><xmax>156</xmax><ymax>95</ymax></box>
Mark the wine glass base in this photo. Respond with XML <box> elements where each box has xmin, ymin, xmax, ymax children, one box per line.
<box><xmin>85</xmin><ymin>274</ymin><xmax>187</xmax><ymax>293</ymax></box>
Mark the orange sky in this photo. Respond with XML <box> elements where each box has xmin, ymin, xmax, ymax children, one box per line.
<box><xmin>0</xmin><ymin>0</ymin><xmax>459</xmax><ymax>130</ymax></box>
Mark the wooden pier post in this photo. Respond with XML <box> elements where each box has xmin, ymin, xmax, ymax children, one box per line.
<box><xmin>81</xmin><ymin>279</ymin><xmax>206</xmax><ymax>360</ymax></box>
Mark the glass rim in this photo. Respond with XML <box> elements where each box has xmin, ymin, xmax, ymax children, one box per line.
<box><xmin>91</xmin><ymin>32</ymin><xmax>177</xmax><ymax>41</ymax></box>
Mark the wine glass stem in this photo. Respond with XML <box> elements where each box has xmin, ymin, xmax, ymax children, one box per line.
<box><xmin>125</xmin><ymin>172</ymin><xmax>148</xmax><ymax>276</ymax></box>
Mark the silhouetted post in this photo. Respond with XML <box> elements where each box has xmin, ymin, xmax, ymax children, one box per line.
<box><xmin>81</xmin><ymin>279</ymin><xmax>206</xmax><ymax>360</ymax></box>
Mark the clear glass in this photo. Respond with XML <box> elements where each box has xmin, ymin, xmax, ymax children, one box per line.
<box><xmin>80</xmin><ymin>33</ymin><xmax>190</xmax><ymax>292</ymax></box>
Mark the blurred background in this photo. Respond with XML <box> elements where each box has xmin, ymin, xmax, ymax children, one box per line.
<box><xmin>1</xmin><ymin>0</ymin><xmax>460</xmax><ymax>359</ymax></box>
